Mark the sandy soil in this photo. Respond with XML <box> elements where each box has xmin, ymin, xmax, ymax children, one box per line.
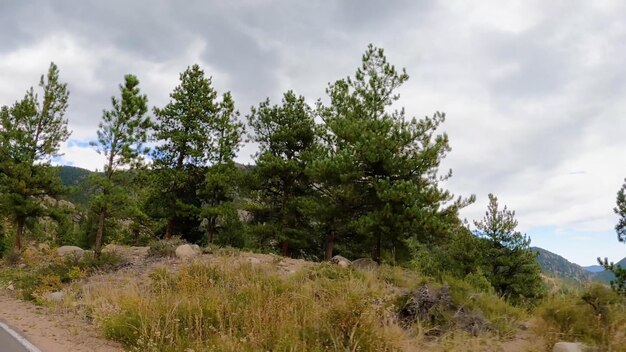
<box><xmin>0</xmin><ymin>293</ymin><xmax>123</xmax><ymax>352</ymax></box>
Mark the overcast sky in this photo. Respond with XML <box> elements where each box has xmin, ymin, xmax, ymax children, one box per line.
<box><xmin>1</xmin><ymin>0</ymin><xmax>625</xmax><ymax>265</ymax></box>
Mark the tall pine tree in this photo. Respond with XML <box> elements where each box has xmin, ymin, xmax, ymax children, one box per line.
<box><xmin>91</xmin><ymin>74</ymin><xmax>150</xmax><ymax>254</ymax></box>
<box><xmin>473</xmin><ymin>194</ymin><xmax>544</xmax><ymax>303</ymax></box>
<box><xmin>151</xmin><ymin>65</ymin><xmax>243</xmax><ymax>242</ymax></box>
<box><xmin>248</xmin><ymin>91</ymin><xmax>319</xmax><ymax>256</ymax></box>
<box><xmin>314</xmin><ymin>45</ymin><xmax>472</xmax><ymax>263</ymax></box>
<box><xmin>0</xmin><ymin>63</ymin><xmax>70</xmax><ymax>250</ymax></box>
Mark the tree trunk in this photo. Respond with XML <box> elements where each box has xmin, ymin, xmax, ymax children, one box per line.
<box><xmin>95</xmin><ymin>207</ymin><xmax>106</xmax><ymax>257</ymax></box>
<box><xmin>15</xmin><ymin>218</ymin><xmax>24</xmax><ymax>251</ymax></box>
<box><xmin>207</xmin><ymin>227</ymin><xmax>214</xmax><ymax>245</ymax></box>
<box><xmin>325</xmin><ymin>230</ymin><xmax>336</xmax><ymax>260</ymax></box>
<box><xmin>165</xmin><ymin>217</ymin><xmax>174</xmax><ymax>240</ymax></box>
<box><xmin>374</xmin><ymin>232</ymin><xmax>382</xmax><ymax>264</ymax></box>
<box><xmin>281</xmin><ymin>240</ymin><xmax>289</xmax><ymax>257</ymax></box>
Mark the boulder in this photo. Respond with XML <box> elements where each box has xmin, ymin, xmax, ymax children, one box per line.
<box><xmin>352</xmin><ymin>258</ymin><xmax>379</xmax><ymax>271</ymax></box>
<box><xmin>46</xmin><ymin>291</ymin><xmax>65</xmax><ymax>302</ymax></box>
<box><xmin>57</xmin><ymin>246</ymin><xmax>84</xmax><ymax>258</ymax></box>
<box><xmin>330</xmin><ymin>255</ymin><xmax>351</xmax><ymax>268</ymax></box>
<box><xmin>553</xmin><ymin>342</ymin><xmax>588</xmax><ymax>352</ymax></box>
<box><xmin>175</xmin><ymin>244</ymin><xmax>202</xmax><ymax>259</ymax></box>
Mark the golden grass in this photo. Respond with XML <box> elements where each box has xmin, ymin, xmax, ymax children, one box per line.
<box><xmin>81</xmin><ymin>259</ymin><xmax>517</xmax><ymax>352</ymax></box>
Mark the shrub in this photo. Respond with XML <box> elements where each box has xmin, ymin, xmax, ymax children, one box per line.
<box><xmin>537</xmin><ymin>284</ymin><xmax>626</xmax><ymax>349</ymax></box>
<box><xmin>147</xmin><ymin>237</ymin><xmax>185</xmax><ymax>258</ymax></box>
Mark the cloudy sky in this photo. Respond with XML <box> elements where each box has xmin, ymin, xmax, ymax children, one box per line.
<box><xmin>1</xmin><ymin>0</ymin><xmax>625</xmax><ymax>265</ymax></box>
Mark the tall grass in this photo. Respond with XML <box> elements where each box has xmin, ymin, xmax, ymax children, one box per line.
<box><xmin>85</xmin><ymin>261</ymin><xmax>407</xmax><ymax>351</ymax></box>
<box><xmin>535</xmin><ymin>284</ymin><xmax>626</xmax><ymax>351</ymax></box>
<box><xmin>82</xmin><ymin>259</ymin><xmax>522</xmax><ymax>351</ymax></box>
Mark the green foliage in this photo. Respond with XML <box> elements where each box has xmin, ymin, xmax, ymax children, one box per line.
<box><xmin>91</xmin><ymin>75</ymin><xmax>151</xmax><ymax>253</ymax></box>
<box><xmin>247</xmin><ymin>91</ymin><xmax>319</xmax><ymax>256</ymax></box>
<box><xmin>150</xmin><ymin>64</ymin><xmax>243</xmax><ymax>242</ymax></box>
<box><xmin>147</xmin><ymin>237</ymin><xmax>186</xmax><ymax>258</ymax></box>
<box><xmin>599</xmin><ymin>179</ymin><xmax>626</xmax><ymax>296</ymax></box>
<box><xmin>0</xmin><ymin>249</ymin><xmax>126</xmax><ymax>302</ymax></box>
<box><xmin>473</xmin><ymin>194</ymin><xmax>545</xmax><ymax>304</ymax></box>
<box><xmin>313</xmin><ymin>44</ymin><xmax>474</xmax><ymax>263</ymax></box>
<box><xmin>538</xmin><ymin>284</ymin><xmax>626</xmax><ymax>348</ymax></box>
<box><xmin>0</xmin><ymin>62</ymin><xmax>70</xmax><ymax>250</ymax></box>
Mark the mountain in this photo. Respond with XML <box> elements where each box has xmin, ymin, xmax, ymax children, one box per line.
<box><xmin>55</xmin><ymin>165</ymin><xmax>93</xmax><ymax>186</ymax></box>
<box><xmin>532</xmin><ymin>247</ymin><xmax>595</xmax><ymax>284</ymax></box>
<box><xmin>582</xmin><ymin>265</ymin><xmax>605</xmax><ymax>273</ymax></box>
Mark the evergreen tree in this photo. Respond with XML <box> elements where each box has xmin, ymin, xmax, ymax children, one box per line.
<box><xmin>247</xmin><ymin>91</ymin><xmax>318</xmax><ymax>256</ymax></box>
<box><xmin>151</xmin><ymin>65</ymin><xmax>243</xmax><ymax>242</ymax></box>
<box><xmin>0</xmin><ymin>63</ymin><xmax>70</xmax><ymax>250</ymax></box>
<box><xmin>200</xmin><ymin>91</ymin><xmax>244</xmax><ymax>244</ymax></box>
<box><xmin>314</xmin><ymin>44</ymin><xmax>472</xmax><ymax>263</ymax></box>
<box><xmin>473</xmin><ymin>194</ymin><xmax>544</xmax><ymax>303</ymax></box>
<box><xmin>91</xmin><ymin>74</ymin><xmax>150</xmax><ymax>254</ymax></box>
<box><xmin>598</xmin><ymin>180</ymin><xmax>626</xmax><ymax>295</ymax></box>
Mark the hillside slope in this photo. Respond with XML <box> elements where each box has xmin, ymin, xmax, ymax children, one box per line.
<box><xmin>532</xmin><ymin>247</ymin><xmax>594</xmax><ymax>284</ymax></box>
<box><xmin>595</xmin><ymin>256</ymin><xmax>626</xmax><ymax>283</ymax></box>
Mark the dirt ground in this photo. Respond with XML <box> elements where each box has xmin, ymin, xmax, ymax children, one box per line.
<box><xmin>0</xmin><ymin>294</ymin><xmax>123</xmax><ymax>352</ymax></box>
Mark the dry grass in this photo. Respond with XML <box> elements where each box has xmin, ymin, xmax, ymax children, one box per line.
<box><xmin>534</xmin><ymin>284</ymin><xmax>626</xmax><ymax>351</ymax></box>
<box><xmin>81</xmin><ymin>258</ymin><xmax>518</xmax><ymax>352</ymax></box>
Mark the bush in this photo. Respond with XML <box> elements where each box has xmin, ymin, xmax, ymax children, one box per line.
<box><xmin>147</xmin><ymin>237</ymin><xmax>185</xmax><ymax>258</ymax></box>
<box><xmin>537</xmin><ymin>284</ymin><xmax>626</xmax><ymax>349</ymax></box>
<box><xmin>0</xmin><ymin>247</ymin><xmax>127</xmax><ymax>302</ymax></box>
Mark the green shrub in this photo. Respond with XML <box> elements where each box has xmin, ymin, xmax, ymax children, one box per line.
<box><xmin>147</xmin><ymin>237</ymin><xmax>185</xmax><ymax>258</ymax></box>
<box><xmin>537</xmin><ymin>284</ymin><xmax>626</xmax><ymax>349</ymax></box>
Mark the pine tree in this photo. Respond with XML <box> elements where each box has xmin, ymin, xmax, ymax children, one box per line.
<box><xmin>151</xmin><ymin>65</ymin><xmax>243</xmax><ymax>242</ymax></box>
<box><xmin>0</xmin><ymin>63</ymin><xmax>70</xmax><ymax>250</ymax></box>
<box><xmin>314</xmin><ymin>45</ymin><xmax>472</xmax><ymax>263</ymax></box>
<box><xmin>247</xmin><ymin>91</ymin><xmax>319</xmax><ymax>256</ymax></box>
<box><xmin>597</xmin><ymin>180</ymin><xmax>626</xmax><ymax>295</ymax></box>
<box><xmin>200</xmin><ymin>92</ymin><xmax>244</xmax><ymax>244</ymax></box>
<box><xmin>91</xmin><ymin>74</ymin><xmax>150</xmax><ymax>254</ymax></box>
<box><xmin>473</xmin><ymin>194</ymin><xmax>544</xmax><ymax>302</ymax></box>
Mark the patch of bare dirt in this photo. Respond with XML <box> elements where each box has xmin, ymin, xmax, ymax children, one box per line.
<box><xmin>0</xmin><ymin>293</ymin><xmax>123</xmax><ymax>352</ymax></box>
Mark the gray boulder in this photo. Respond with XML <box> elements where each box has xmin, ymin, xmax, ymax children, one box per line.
<box><xmin>46</xmin><ymin>291</ymin><xmax>65</xmax><ymax>302</ymax></box>
<box><xmin>330</xmin><ymin>255</ymin><xmax>351</xmax><ymax>268</ymax></box>
<box><xmin>553</xmin><ymin>342</ymin><xmax>589</xmax><ymax>352</ymax></box>
<box><xmin>57</xmin><ymin>246</ymin><xmax>84</xmax><ymax>258</ymax></box>
<box><xmin>175</xmin><ymin>244</ymin><xmax>202</xmax><ymax>259</ymax></box>
<box><xmin>352</xmin><ymin>258</ymin><xmax>379</xmax><ymax>271</ymax></box>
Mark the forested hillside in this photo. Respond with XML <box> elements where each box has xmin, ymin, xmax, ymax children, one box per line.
<box><xmin>532</xmin><ymin>247</ymin><xmax>595</xmax><ymax>283</ymax></box>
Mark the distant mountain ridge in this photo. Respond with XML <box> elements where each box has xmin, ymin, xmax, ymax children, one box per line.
<box><xmin>55</xmin><ymin>165</ymin><xmax>93</xmax><ymax>186</ymax></box>
<box><xmin>532</xmin><ymin>247</ymin><xmax>595</xmax><ymax>284</ymax></box>
<box><xmin>533</xmin><ymin>246</ymin><xmax>626</xmax><ymax>284</ymax></box>
<box><xmin>583</xmin><ymin>265</ymin><xmax>604</xmax><ymax>273</ymax></box>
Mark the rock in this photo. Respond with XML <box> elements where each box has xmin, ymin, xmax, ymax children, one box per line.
<box><xmin>57</xmin><ymin>246</ymin><xmax>84</xmax><ymax>258</ymax></box>
<box><xmin>175</xmin><ymin>244</ymin><xmax>202</xmax><ymax>259</ymax></box>
<box><xmin>330</xmin><ymin>255</ymin><xmax>351</xmax><ymax>268</ymax></box>
<box><xmin>247</xmin><ymin>257</ymin><xmax>262</xmax><ymax>265</ymax></box>
<box><xmin>351</xmin><ymin>258</ymin><xmax>379</xmax><ymax>271</ymax></box>
<box><xmin>7</xmin><ymin>282</ymin><xmax>14</xmax><ymax>291</ymax></box>
<box><xmin>46</xmin><ymin>291</ymin><xmax>65</xmax><ymax>302</ymax></box>
<box><xmin>553</xmin><ymin>342</ymin><xmax>589</xmax><ymax>352</ymax></box>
